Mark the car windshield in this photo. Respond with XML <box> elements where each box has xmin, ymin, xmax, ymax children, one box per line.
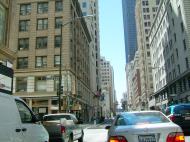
<box><xmin>43</xmin><ymin>115</ymin><xmax>71</xmax><ymax>121</ymax></box>
<box><xmin>174</xmin><ymin>105</ymin><xmax>190</xmax><ymax>115</ymax></box>
<box><xmin>123</xmin><ymin>112</ymin><xmax>170</xmax><ymax>125</ymax></box>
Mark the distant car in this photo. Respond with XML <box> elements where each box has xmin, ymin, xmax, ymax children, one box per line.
<box><xmin>106</xmin><ymin>111</ymin><xmax>185</xmax><ymax>142</ymax></box>
<box><xmin>103</xmin><ymin>118</ymin><xmax>114</xmax><ymax>125</ymax></box>
<box><xmin>43</xmin><ymin>113</ymin><xmax>83</xmax><ymax>142</ymax></box>
<box><xmin>165</xmin><ymin>104</ymin><xmax>190</xmax><ymax>136</ymax></box>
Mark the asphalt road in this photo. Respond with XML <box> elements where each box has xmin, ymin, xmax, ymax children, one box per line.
<box><xmin>83</xmin><ymin>125</ymin><xmax>108</xmax><ymax>142</ymax></box>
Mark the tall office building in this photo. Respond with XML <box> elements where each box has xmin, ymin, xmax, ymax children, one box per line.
<box><xmin>126</xmin><ymin>51</ymin><xmax>141</xmax><ymax>110</ymax></box>
<box><xmin>78</xmin><ymin>0</ymin><xmax>101</xmax><ymax>119</ymax></box>
<box><xmin>100</xmin><ymin>57</ymin><xmax>116</xmax><ymax>117</ymax></box>
<box><xmin>135</xmin><ymin>0</ymin><xmax>160</xmax><ymax>109</ymax></box>
<box><xmin>9</xmin><ymin>0</ymin><xmax>94</xmax><ymax>121</ymax></box>
<box><xmin>122</xmin><ymin>0</ymin><xmax>137</xmax><ymax>63</ymax></box>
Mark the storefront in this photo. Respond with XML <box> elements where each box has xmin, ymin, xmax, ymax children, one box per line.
<box><xmin>0</xmin><ymin>64</ymin><xmax>13</xmax><ymax>94</ymax></box>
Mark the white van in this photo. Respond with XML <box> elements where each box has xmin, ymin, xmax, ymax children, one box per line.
<box><xmin>0</xmin><ymin>92</ymin><xmax>49</xmax><ymax>142</ymax></box>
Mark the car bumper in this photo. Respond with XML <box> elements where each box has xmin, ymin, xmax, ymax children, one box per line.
<box><xmin>49</xmin><ymin>137</ymin><xmax>69</xmax><ymax>142</ymax></box>
<box><xmin>185</xmin><ymin>136</ymin><xmax>190</xmax><ymax>142</ymax></box>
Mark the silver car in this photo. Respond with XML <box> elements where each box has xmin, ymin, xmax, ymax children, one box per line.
<box><xmin>106</xmin><ymin>111</ymin><xmax>185</xmax><ymax>142</ymax></box>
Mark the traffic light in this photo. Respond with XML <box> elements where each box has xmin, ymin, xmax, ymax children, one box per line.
<box><xmin>57</xmin><ymin>85</ymin><xmax>63</xmax><ymax>95</ymax></box>
<box><xmin>60</xmin><ymin>86</ymin><xmax>63</xmax><ymax>94</ymax></box>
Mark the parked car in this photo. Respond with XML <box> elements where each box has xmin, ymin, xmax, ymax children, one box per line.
<box><xmin>106</xmin><ymin>111</ymin><xmax>185</xmax><ymax>142</ymax></box>
<box><xmin>43</xmin><ymin>113</ymin><xmax>83</xmax><ymax>142</ymax></box>
<box><xmin>0</xmin><ymin>92</ymin><xmax>49</xmax><ymax>142</ymax></box>
<box><xmin>165</xmin><ymin>104</ymin><xmax>190</xmax><ymax>136</ymax></box>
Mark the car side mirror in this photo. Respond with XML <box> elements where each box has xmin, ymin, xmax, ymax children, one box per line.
<box><xmin>32</xmin><ymin>114</ymin><xmax>40</xmax><ymax>123</ymax></box>
<box><xmin>105</xmin><ymin>125</ymin><xmax>111</xmax><ymax>130</ymax></box>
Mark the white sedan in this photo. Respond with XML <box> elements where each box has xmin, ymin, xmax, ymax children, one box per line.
<box><xmin>106</xmin><ymin>111</ymin><xmax>185</xmax><ymax>142</ymax></box>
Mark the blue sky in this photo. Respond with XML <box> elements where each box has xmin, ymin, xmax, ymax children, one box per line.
<box><xmin>99</xmin><ymin>0</ymin><xmax>126</xmax><ymax>105</ymax></box>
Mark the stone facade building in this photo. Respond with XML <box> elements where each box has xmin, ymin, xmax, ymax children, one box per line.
<box><xmin>149</xmin><ymin>0</ymin><xmax>190</xmax><ymax>109</ymax></box>
<box><xmin>10</xmin><ymin>0</ymin><xmax>94</xmax><ymax>121</ymax></box>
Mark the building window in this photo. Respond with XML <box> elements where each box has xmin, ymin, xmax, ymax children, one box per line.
<box><xmin>188</xmin><ymin>77</ymin><xmax>190</xmax><ymax>89</ymax></box>
<box><xmin>185</xmin><ymin>57</ymin><xmax>189</xmax><ymax>69</ymax></box>
<box><xmin>17</xmin><ymin>57</ymin><xmax>28</xmax><ymax>69</ymax></box>
<box><xmin>55</xmin><ymin>0</ymin><xmax>63</xmax><ymax>12</ymax></box>
<box><xmin>55</xmin><ymin>17</ymin><xmax>62</xmax><ymax>29</ymax></box>
<box><xmin>174</xmin><ymin>33</ymin><xmax>176</xmax><ymax>42</ymax></box>
<box><xmin>54</xmin><ymin>76</ymin><xmax>59</xmax><ymax>91</ymax></box>
<box><xmin>177</xmin><ymin>65</ymin><xmax>181</xmax><ymax>74</ymax></box>
<box><xmin>183</xmin><ymin>79</ymin><xmax>187</xmax><ymax>91</ymax></box>
<box><xmin>82</xmin><ymin>12</ymin><xmax>87</xmax><ymax>16</ymax></box>
<box><xmin>142</xmin><ymin>1</ymin><xmax>149</xmax><ymax>6</ymax></box>
<box><xmin>18</xmin><ymin>38</ymin><xmax>29</xmax><ymax>50</ymax></box>
<box><xmin>172</xmin><ymin>18</ymin><xmax>175</xmax><ymax>26</ymax></box>
<box><xmin>16</xmin><ymin>77</ymin><xmax>27</xmax><ymax>92</ymax></box>
<box><xmin>183</xmin><ymin>39</ymin><xmax>187</xmax><ymax>50</ymax></box>
<box><xmin>181</xmin><ymin>22</ymin><xmax>184</xmax><ymax>33</ymax></box>
<box><xmin>178</xmin><ymin>6</ymin><xmax>181</xmax><ymax>16</ymax></box>
<box><xmin>37</xmin><ymin>19</ymin><xmax>48</xmax><ymax>30</ymax></box>
<box><xmin>147</xmin><ymin>51</ymin><xmax>150</xmax><ymax>57</ymax></box>
<box><xmin>156</xmin><ymin>0</ymin><xmax>160</xmax><ymax>5</ymax></box>
<box><xmin>176</xmin><ymin>48</ymin><xmax>178</xmax><ymax>58</ymax></box>
<box><xmin>179</xmin><ymin>81</ymin><xmax>182</xmax><ymax>92</ymax></box>
<box><xmin>20</xmin><ymin>4</ymin><xmax>31</xmax><ymax>15</ymax></box>
<box><xmin>82</xmin><ymin>2</ymin><xmax>87</xmax><ymax>8</ymax></box>
<box><xmin>37</xmin><ymin>2</ymin><xmax>48</xmax><ymax>14</ymax></box>
<box><xmin>0</xmin><ymin>4</ymin><xmax>6</xmax><ymax>45</ymax></box>
<box><xmin>19</xmin><ymin>20</ymin><xmax>29</xmax><ymax>32</ymax></box>
<box><xmin>35</xmin><ymin>76</ymin><xmax>46</xmax><ymax>91</ymax></box>
<box><xmin>55</xmin><ymin>36</ymin><xmax>61</xmax><ymax>48</ymax></box>
<box><xmin>36</xmin><ymin>56</ymin><xmax>47</xmax><ymax>68</ymax></box>
<box><xmin>36</xmin><ymin>37</ymin><xmax>47</xmax><ymax>49</ymax></box>
<box><xmin>54</xmin><ymin>55</ymin><xmax>60</xmax><ymax>67</ymax></box>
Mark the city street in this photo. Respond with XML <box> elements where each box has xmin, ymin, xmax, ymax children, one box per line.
<box><xmin>78</xmin><ymin>125</ymin><xmax>108</xmax><ymax>142</ymax></box>
<box><xmin>84</xmin><ymin>127</ymin><xmax>108</xmax><ymax>142</ymax></box>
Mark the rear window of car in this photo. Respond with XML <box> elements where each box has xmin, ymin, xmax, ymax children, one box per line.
<box><xmin>43</xmin><ymin>115</ymin><xmax>71</xmax><ymax>121</ymax></box>
<box><xmin>174</xmin><ymin>105</ymin><xmax>190</xmax><ymax>115</ymax></box>
<box><xmin>122</xmin><ymin>112</ymin><xmax>170</xmax><ymax>125</ymax></box>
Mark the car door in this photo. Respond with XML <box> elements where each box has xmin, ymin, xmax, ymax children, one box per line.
<box><xmin>15</xmin><ymin>99</ymin><xmax>48</xmax><ymax>142</ymax></box>
<box><xmin>0</xmin><ymin>94</ymin><xmax>23</xmax><ymax>142</ymax></box>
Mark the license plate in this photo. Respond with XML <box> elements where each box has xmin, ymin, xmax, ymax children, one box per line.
<box><xmin>185</xmin><ymin>117</ymin><xmax>190</xmax><ymax>120</ymax></box>
<box><xmin>138</xmin><ymin>135</ymin><xmax>156</xmax><ymax>142</ymax></box>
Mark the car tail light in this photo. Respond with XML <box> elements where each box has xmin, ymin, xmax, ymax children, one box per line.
<box><xmin>108</xmin><ymin>136</ymin><xmax>128</xmax><ymax>142</ymax></box>
<box><xmin>169</xmin><ymin>115</ymin><xmax>176</xmax><ymax>121</ymax></box>
<box><xmin>61</xmin><ymin>125</ymin><xmax>66</xmax><ymax>133</ymax></box>
<box><xmin>166</xmin><ymin>132</ymin><xmax>185</xmax><ymax>142</ymax></box>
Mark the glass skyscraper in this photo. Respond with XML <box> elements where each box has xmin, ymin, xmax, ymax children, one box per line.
<box><xmin>122</xmin><ymin>0</ymin><xmax>137</xmax><ymax>63</ymax></box>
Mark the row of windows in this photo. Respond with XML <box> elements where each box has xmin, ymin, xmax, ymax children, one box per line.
<box><xmin>18</xmin><ymin>36</ymin><xmax>61</xmax><ymax>50</ymax></box>
<box><xmin>19</xmin><ymin>17</ymin><xmax>63</xmax><ymax>32</ymax></box>
<box><xmin>17</xmin><ymin>55</ymin><xmax>60</xmax><ymax>69</ymax></box>
<box><xmin>16</xmin><ymin>76</ymin><xmax>59</xmax><ymax>92</ymax></box>
<box><xmin>20</xmin><ymin>1</ymin><xmax>63</xmax><ymax>16</ymax></box>
<box><xmin>156</xmin><ymin>76</ymin><xmax>190</xmax><ymax>98</ymax></box>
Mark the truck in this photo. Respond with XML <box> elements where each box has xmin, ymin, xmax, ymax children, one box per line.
<box><xmin>0</xmin><ymin>92</ymin><xmax>49</xmax><ymax>142</ymax></box>
<box><xmin>42</xmin><ymin>113</ymin><xmax>84</xmax><ymax>142</ymax></box>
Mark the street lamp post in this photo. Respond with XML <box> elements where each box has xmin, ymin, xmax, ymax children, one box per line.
<box><xmin>58</xmin><ymin>15</ymin><xmax>95</xmax><ymax>113</ymax></box>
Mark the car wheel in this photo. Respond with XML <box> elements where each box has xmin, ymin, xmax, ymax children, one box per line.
<box><xmin>68</xmin><ymin>135</ymin><xmax>73</xmax><ymax>142</ymax></box>
<box><xmin>78</xmin><ymin>133</ymin><xmax>84</xmax><ymax>142</ymax></box>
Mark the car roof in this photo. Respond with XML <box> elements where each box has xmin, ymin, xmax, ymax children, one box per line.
<box><xmin>43</xmin><ymin>113</ymin><xmax>74</xmax><ymax>117</ymax></box>
<box><xmin>168</xmin><ymin>103</ymin><xmax>190</xmax><ymax>108</ymax></box>
<box><xmin>119</xmin><ymin>110</ymin><xmax>161</xmax><ymax>115</ymax></box>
